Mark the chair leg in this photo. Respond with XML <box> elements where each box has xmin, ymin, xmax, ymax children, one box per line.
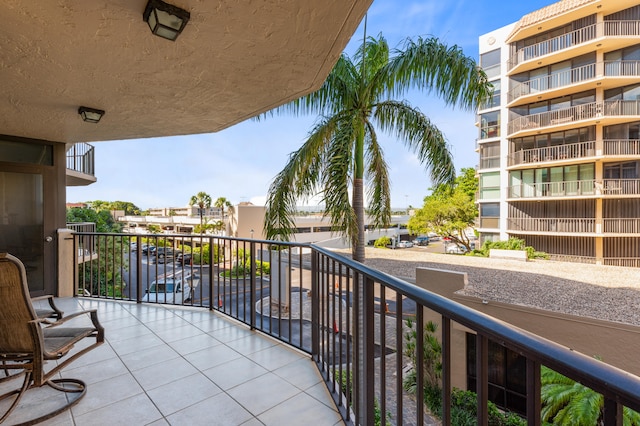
<box><xmin>0</xmin><ymin>377</ymin><xmax>87</xmax><ymax>426</ymax></box>
<box><xmin>0</xmin><ymin>370</ymin><xmax>31</xmax><ymax>424</ymax></box>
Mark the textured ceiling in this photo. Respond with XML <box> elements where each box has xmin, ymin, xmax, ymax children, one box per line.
<box><xmin>0</xmin><ymin>0</ymin><xmax>371</xmax><ymax>143</ymax></box>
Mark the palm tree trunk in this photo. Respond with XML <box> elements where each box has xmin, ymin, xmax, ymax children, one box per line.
<box><xmin>352</xmin><ymin>177</ymin><xmax>365</xmax><ymax>262</ymax></box>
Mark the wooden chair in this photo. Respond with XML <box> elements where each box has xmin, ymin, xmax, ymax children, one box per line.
<box><xmin>0</xmin><ymin>253</ymin><xmax>104</xmax><ymax>425</ymax></box>
<box><xmin>31</xmin><ymin>295</ymin><xmax>64</xmax><ymax>321</ymax></box>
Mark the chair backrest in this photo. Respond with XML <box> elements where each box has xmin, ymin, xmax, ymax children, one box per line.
<box><xmin>0</xmin><ymin>253</ymin><xmax>39</xmax><ymax>353</ymax></box>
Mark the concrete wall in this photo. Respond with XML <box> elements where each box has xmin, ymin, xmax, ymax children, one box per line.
<box><xmin>415</xmin><ymin>267</ymin><xmax>640</xmax><ymax>389</ymax></box>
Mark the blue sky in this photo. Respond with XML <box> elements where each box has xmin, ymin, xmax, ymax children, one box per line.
<box><xmin>67</xmin><ymin>0</ymin><xmax>556</xmax><ymax>211</ymax></box>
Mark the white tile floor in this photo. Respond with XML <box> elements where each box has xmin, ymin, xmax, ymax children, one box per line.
<box><xmin>2</xmin><ymin>298</ymin><xmax>345</xmax><ymax>426</ymax></box>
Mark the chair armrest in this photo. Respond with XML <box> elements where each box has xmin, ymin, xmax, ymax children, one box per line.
<box><xmin>31</xmin><ymin>295</ymin><xmax>64</xmax><ymax>320</ymax></box>
<box><xmin>43</xmin><ymin>308</ymin><xmax>105</xmax><ymax>342</ymax></box>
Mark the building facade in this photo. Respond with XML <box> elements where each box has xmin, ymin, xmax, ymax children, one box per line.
<box><xmin>476</xmin><ymin>0</ymin><xmax>640</xmax><ymax>267</ymax></box>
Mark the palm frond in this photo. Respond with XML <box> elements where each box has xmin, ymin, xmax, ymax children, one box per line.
<box><xmin>364</xmin><ymin>120</ymin><xmax>391</xmax><ymax>229</ymax></box>
<box><xmin>322</xmin><ymin>117</ymin><xmax>358</xmax><ymax>245</ymax></box>
<box><xmin>264</xmin><ymin>116</ymin><xmax>340</xmax><ymax>240</ymax></box>
<box><xmin>373</xmin><ymin>100</ymin><xmax>455</xmax><ymax>186</ymax></box>
<box><xmin>380</xmin><ymin>36</ymin><xmax>492</xmax><ymax>111</ymax></box>
<box><xmin>257</xmin><ymin>55</ymin><xmax>360</xmax><ymax>120</ymax></box>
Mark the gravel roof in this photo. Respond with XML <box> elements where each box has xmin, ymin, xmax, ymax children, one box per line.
<box><xmin>349</xmin><ymin>247</ymin><xmax>640</xmax><ymax>327</ymax></box>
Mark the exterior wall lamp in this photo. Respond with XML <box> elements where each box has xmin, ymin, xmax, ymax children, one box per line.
<box><xmin>143</xmin><ymin>0</ymin><xmax>191</xmax><ymax>41</ymax></box>
<box><xmin>78</xmin><ymin>106</ymin><xmax>105</xmax><ymax>123</ymax></box>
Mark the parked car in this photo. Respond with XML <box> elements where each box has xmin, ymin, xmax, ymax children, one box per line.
<box><xmin>141</xmin><ymin>270</ymin><xmax>195</xmax><ymax>304</ymax></box>
<box><xmin>176</xmin><ymin>253</ymin><xmax>193</xmax><ymax>266</ymax></box>
<box><xmin>445</xmin><ymin>243</ymin><xmax>468</xmax><ymax>254</ymax></box>
<box><xmin>427</xmin><ymin>232</ymin><xmax>440</xmax><ymax>242</ymax></box>
<box><xmin>397</xmin><ymin>241</ymin><xmax>414</xmax><ymax>248</ymax></box>
<box><xmin>154</xmin><ymin>248</ymin><xmax>180</xmax><ymax>264</ymax></box>
<box><xmin>412</xmin><ymin>236</ymin><xmax>430</xmax><ymax>246</ymax></box>
<box><xmin>142</xmin><ymin>245</ymin><xmax>155</xmax><ymax>255</ymax></box>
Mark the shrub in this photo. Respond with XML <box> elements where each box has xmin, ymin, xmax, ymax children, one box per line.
<box><xmin>374</xmin><ymin>236</ymin><xmax>392</xmax><ymax>248</ymax></box>
<box><xmin>471</xmin><ymin>238</ymin><xmax>549</xmax><ymax>260</ymax></box>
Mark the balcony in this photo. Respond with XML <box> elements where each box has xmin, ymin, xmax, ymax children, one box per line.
<box><xmin>508</xmin><ymin>140</ymin><xmax>596</xmax><ymax>167</ymax></box>
<box><xmin>66</xmin><ymin>142</ymin><xmax>96</xmax><ymax>186</ymax></box>
<box><xmin>508</xmin><ymin>63</ymin><xmax>597</xmax><ymax>105</ymax></box>
<box><xmin>10</xmin><ymin>297</ymin><xmax>341</xmax><ymax>425</ymax></box>
<box><xmin>603</xmin><ymin>218</ymin><xmax>640</xmax><ymax>234</ymax></box>
<box><xmin>508</xmin><ymin>20</ymin><xmax>640</xmax><ymax>75</ymax></box>
<box><xmin>508</xmin><ymin>100</ymin><xmax>640</xmax><ymax>138</ymax></box>
<box><xmin>508</xmin><ymin>217</ymin><xmax>596</xmax><ymax>234</ymax></box>
<box><xmin>604</xmin><ymin>139</ymin><xmax>640</xmax><ymax>157</ymax></box>
<box><xmin>508</xmin><ymin>178</ymin><xmax>640</xmax><ymax>199</ymax></box>
<box><xmin>509</xmin><ymin>180</ymin><xmax>596</xmax><ymax>199</ymax></box>
<box><xmin>41</xmin><ymin>231</ymin><xmax>640</xmax><ymax>425</ymax></box>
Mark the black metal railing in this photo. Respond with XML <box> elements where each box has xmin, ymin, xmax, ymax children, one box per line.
<box><xmin>71</xmin><ymin>232</ymin><xmax>640</xmax><ymax>425</ymax></box>
<box><xmin>66</xmin><ymin>142</ymin><xmax>95</xmax><ymax>176</ymax></box>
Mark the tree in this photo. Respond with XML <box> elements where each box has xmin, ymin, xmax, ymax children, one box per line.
<box><xmin>66</xmin><ymin>207</ymin><xmax>122</xmax><ymax>233</ymax></box>
<box><xmin>262</xmin><ymin>34</ymin><xmax>491</xmax><ymax>262</ymax></box>
<box><xmin>85</xmin><ymin>200</ymin><xmax>141</xmax><ymax>215</ymax></box>
<box><xmin>541</xmin><ymin>363</ymin><xmax>640</xmax><ymax>425</ymax></box>
<box><xmin>189</xmin><ymin>191</ymin><xmax>212</xmax><ymax>233</ymax></box>
<box><xmin>214</xmin><ymin>197</ymin><xmax>232</xmax><ymax>235</ymax></box>
<box><xmin>407</xmin><ymin>168</ymin><xmax>478</xmax><ymax>251</ymax></box>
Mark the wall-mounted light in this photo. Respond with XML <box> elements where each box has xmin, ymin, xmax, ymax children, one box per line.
<box><xmin>78</xmin><ymin>106</ymin><xmax>105</xmax><ymax>123</ymax></box>
<box><xmin>143</xmin><ymin>0</ymin><xmax>190</xmax><ymax>41</ymax></box>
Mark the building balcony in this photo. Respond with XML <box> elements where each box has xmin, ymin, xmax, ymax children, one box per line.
<box><xmin>65</xmin><ymin>142</ymin><xmax>96</xmax><ymax>186</ymax></box>
<box><xmin>508</xmin><ymin>217</ymin><xmax>640</xmax><ymax>235</ymax></box>
<box><xmin>508</xmin><ymin>100</ymin><xmax>640</xmax><ymax>138</ymax></box>
<box><xmin>507</xmin><ymin>217</ymin><xmax>595</xmax><ymax>234</ymax></box>
<box><xmin>604</xmin><ymin>139</ymin><xmax>640</xmax><ymax>158</ymax></box>
<box><xmin>508</xmin><ymin>61</ymin><xmax>640</xmax><ymax>106</ymax></box>
<box><xmin>508</xmin><ymin>178</ymin><xmax>640</xmax><ymax>199</ymax></box>
<box><xmin>40</xmin><ymin>231</ymin><xmax>639</xmax><ymax>425</ymax></box>
<box><xmin>508</xmin><ymin>140</ymin><xmax>596</xmax><ymax>167</ymax></box>
<box><xmin>507</xmin><ymin>20</ymin><xmax>640</xmax><ymax>75</ymax></box>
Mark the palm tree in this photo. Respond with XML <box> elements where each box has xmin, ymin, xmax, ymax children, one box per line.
<box><xmin>189</xmin><ymin>191</ymin><xmax>212</xmax><ymax>234</ymax></box>
<box><xmin>541</xmin><ymin>365</ymin><xmax>640</xmax><ymax>425</ymax></box>
<box><xmin>262</xmin><ymin>33</ymin><xmax>491</xmax><ymax>262</ymax></box>
<box><xmin>214</xmin><ymin>197</ymin><xmax>232</xmax><ymax>220</ymax></box>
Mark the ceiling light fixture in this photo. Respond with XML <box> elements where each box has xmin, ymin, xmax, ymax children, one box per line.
<box><xmin>78</xmin><ymin>106</ymin><xmax>105</xmax><ymax>123</ymax></box>
<box><xmin>143</xmin><ymin>0</ymin><xmax>190</xmax><ymax>41</ymax></box>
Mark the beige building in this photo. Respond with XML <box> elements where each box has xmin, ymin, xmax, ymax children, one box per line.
<box><xmin>476</xmin><ymin>0</ymin><xmax>640</xmax><ymax>267</ymax></box>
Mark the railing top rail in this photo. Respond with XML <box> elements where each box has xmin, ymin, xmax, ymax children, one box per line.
<box><xmin>310</xmin><ymin>244</ymin><xmax>640</xmax><ymax>411</ymax></box>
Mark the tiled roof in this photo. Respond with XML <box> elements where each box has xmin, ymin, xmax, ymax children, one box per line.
<box><xmin>507</xmin><ymin>0</ymin><xmax>596</xmax><ymax>41</ymax></box>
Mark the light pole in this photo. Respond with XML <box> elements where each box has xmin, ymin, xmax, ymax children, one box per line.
<box><xmin>250</xmin><ymin>229</ymin><xmax>254</xmax><ymax>239</ymax></box>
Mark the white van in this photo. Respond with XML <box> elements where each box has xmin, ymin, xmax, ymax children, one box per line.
<box><xmin>142</xmin><ymin>270</ymin><xmax>195</xmax><ymax>304</ymax></box>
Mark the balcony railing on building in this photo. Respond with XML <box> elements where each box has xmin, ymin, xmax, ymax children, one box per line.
<box><xmin>604</xmin><ymin>139</ymin><xmax>640</xmax><ymax>156</ymax></box>
<box><xmin>509</xmin><ymin>180</ymin><xmax>596</xmax><ymax>199</ymax></box>
<box><xmin>509</xmin><ymin>179</ymin><xmax>640</xmax><ymax>199</ymax></box>
<box><xmin>508</xmin><ymin>217</ymin><xmax>595</xmax><ymax>233</ymax></box>
<box><xmin>66</xmin><ymin>222</ymin><xmax>97</xmax><ymax>261</ymax></box>
<box><xmin>68</xmin><ymin>231</ymin><xmax>640</xmax><ymax>425</ymax></box>
<box><xmin>508</xmin><ymin>100</ymin><xmax>640</xmax><ymax>136</ymax></box>
<box><xmin>603</xmin><ymin>218</ymin><xmax>640</xmax><ymax>234</ymax></box>
<box><xmin>508</xmin><ymin>141</ymin><xmax>595</xmax><ymax>166</ymax></box>
<box><xmin>66</xmin><ymin>142</ymin><xmax>95</xmax><ymax>176</ymax></box>
<box><xmin>508</xmin><ymin>63</ymin><xmax>597</xmax><ymax>103</ymax></box>
<box><xmin>508</xmin><ymin>20</ymin><xmax>640</xmax><ymax>71</ymax></box>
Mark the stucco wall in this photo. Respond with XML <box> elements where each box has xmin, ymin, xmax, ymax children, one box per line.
<box><xmin>415</xmin><ymin>267</ymin><xmax>640</xmax><ymax>388</ymax></box>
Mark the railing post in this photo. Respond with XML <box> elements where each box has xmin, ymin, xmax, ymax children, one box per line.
<box><xmin>603</xmin><ymin>398</ymin><xmax>623</xmax><ymax>426</ymax></box>
<box><xmin>476</xmin><ymin>334</ymin><xmax>488</xmax><ymax>426</ymax></box>
<box><xmin>526</xmin><ymin>358</ymin><xmax>541</xmax><ymax>426</ymax></box>
<box><xmin>442</xmin><ymin>316</ymin><xmax>451</xmax><ymax>425</ymax></box>
<box><xmin>311</xmin><ymin>250</ymin><xmax>319</xmax><ymax>360</ymax></box>
<box><xmin>249</xmin><ymin>239</ymin><xmax>256</xmax><ymax>330</ymax></box>
<box><xmin>136</xmin><ymin>240</ymin><xmax>142</xmax><ymax>303</ymax></box>
<box><xmin>354</xmin><ymin>273</ymin><xmax>375</xmax><ymax>426</ymax></box>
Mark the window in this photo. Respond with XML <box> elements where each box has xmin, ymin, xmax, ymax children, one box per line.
<box><xmin>482</xmin><ymin>80</ymin><xmax>501</xmax><ymax>109</ymax></box>
<box><xmin>481</xmin><ymin>49</ymin><xmax>501</xmax><ymax>79</ymax></box>
<box><xmin>480</xmin><ymin>203</ymin><xmax>500</xmax><ymax>217</ymax></box>
<box><xmin>479</xmin><ymin>111</ymin><xmax>500</xmax><ymax>139</ymax></box>
<box><xmin>480</xmin><ymin>172</ymin><xmax>500</xmax><ymax>199</ymax></box>
<box><xmin>480</xmin><ymin>142</ymin><xmax>500</xmax><ymax>169</ymax></box>
<box><xmin>466</xmin><ymin>333</ymin><xmax>527</xmax><ymax>415</ymax></box>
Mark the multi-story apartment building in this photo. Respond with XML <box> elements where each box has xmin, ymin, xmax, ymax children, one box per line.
<box><xmin>477</xmin><ymin>0</ymin><xmax>640</xmax><ymax>267</ymax></box>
